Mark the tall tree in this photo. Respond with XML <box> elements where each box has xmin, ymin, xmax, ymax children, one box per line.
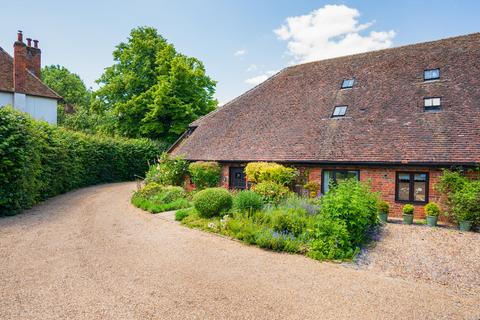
<box><xmin>94</xmin><ymin>27</ymin><xmax>217</xmax><ymax>143</ymax></box>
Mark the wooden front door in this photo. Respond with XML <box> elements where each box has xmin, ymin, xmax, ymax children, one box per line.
<box><xmin>229</xmin><ymin>167</ymin><xmax>246</xmax><ymax>190</ymax></box>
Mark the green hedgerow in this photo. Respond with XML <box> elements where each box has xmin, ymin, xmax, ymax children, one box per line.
<box><xmin>193</xmin><ymin>187</ymin><xmax>233</xmax><ymax>218</ymax></box>
<box><xmin>233</xmin><ymin>190</ymin><xmax>264</xmax><ymax>213</ymax></box>
<box><xmin>402</xmin><ymin>204</ymin><xmax>414</xmax><ymax>215</ymax></box>
<box><xmin>424</xmin><ymin>202</ymin><xmax>441</xmax><ymax>217</ymax></box>
<box><xmin>0</xmin><ymin>106</ymin><xmax>161</xmax><ymax>216</ymax></box>
<box><xmin>188</xmin><ymin>161</ymin><xmax>221</xmax><ymax>190</ymax></box>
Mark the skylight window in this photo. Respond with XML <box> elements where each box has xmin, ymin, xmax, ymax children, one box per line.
<box><xmin>332</xmin><ymin>105</ymin><xmax>347</xmax><ymax>117</ymax></box>
<box><xmin>424</xmin><ymin>97</ymin><xmax>441</xmax><ymax>111</ymax></box>
<box><xmin>424</xmin><ymin>68</ymin><xmax>440</xmax><ymax>81</ymax></box>
<box><xmin>341</xmin><ymin>79</ymin><xmax>355</xmax><ymax>89</ymax></box>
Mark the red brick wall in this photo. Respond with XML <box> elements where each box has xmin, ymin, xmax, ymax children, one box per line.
<box><xmin>308</xmin><ymin>166</ymin><xmax>443</xmax><ymax>219</ymax></box>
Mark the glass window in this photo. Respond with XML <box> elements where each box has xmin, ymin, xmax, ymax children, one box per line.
<box><xmin>341</xmin><ymin>79</ymin><xmax>355</xmax><ymax>89</ymax></box>
<box><xmin>332</xmin><ymin>105</ymin><xmax>348</xmax><ymax>117</ymax></box>
<box><xmin>424</xmin><ymin>68</ymin><xmax>440</xmax><ymax>81</ymax></box>
<box><xmin>424</xmin><ymin>97</ymin><xmax>441</xmax><ymax>111</ymax></box>
<box><xmin>322</xmin><ymin>170</ymin><xmax>360</xmax><ymax>194</ymax></box>
<box><xmin>396</xmin><ymin>172</ymin><xmax>428</xmax><ymax>203</ymax></box>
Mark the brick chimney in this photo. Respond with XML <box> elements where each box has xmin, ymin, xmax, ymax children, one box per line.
<box><xmin>13</xmin><ymin>30</ymin><xmax>27</xmax><ymax>92</ymax></box>
<box><xmin>26</xmin><ymin>38</ymin><xmax>41</xmax><ymax>78</ymax></box>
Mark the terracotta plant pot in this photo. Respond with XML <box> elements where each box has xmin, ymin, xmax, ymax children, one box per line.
<box><xmin>426</xmin><ymin>216</ymin><xmax>438</xmax><ymax>227</ymax></box>
<box><xmin>459</xmin><ymin>221</ymin><xmax>473</xmax><ymax>232</ymax></box>
<box><xmin>379</xmin><ymin>212</ymin><xmax>388</xmax><ymax>223</ymax></box>
<box><xmin>403</xmin><ymin>214</ymin><xmax>414</xmax><ymax>225</ymax></box>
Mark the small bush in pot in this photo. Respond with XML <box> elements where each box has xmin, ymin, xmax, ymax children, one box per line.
<box><xmin>377</xmin><ymin>201</ymin><xmax>390</xmax><ymax>223</ymax></box>
<box><xmin>402</xmin><ymin>204</ymin><xmax>414</xmax><ymax>225</ymax></box>
<box><xmin>193</xmin><ymin>187</ymin><xmax>233</xmax><ymax>218</ymax></box>
<box><xmin>424</xmin><ymin>202</ymin><xmax>441</xmax><ymax>227</ymax></box>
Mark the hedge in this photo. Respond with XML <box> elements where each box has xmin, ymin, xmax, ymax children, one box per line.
<box><xmin>0</xmin><ymin>106</ymin><xmax>164</xmax><ymax>215</ymax></box>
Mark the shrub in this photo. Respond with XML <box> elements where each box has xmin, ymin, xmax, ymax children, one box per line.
<box><xmin>233</xmin><ymin>191</ymin><xmax>264</xmax><ymax>213</ymax></box>
<box><xmin>270</xmin><ymin>208</ymin><xmax>310</xmax><ymax>236</ymax></box>
<box><xmin>188</xmin><ymin>161</ymin><xmax>221</xmax><ymax>189</ymax></box>
<box><xmin>402</xmin><ymin>204</ymin><xmax>414</xmax><ymax>215</ymax></box>
<box><xmin>303</xmin><ymin>181</ymin><xmax>320</xmax><ymax>198</ymax></box>
<box><xmin>193</xmin><ymin>187</ymin><xmax>233</xmax><ymax>217</ymax></box>
<box><xmin>132</xmin><ymin>196</ymin><xmax>190</xmax><ymax>213</ymax></box>
<box><xmin>280</xmin><ymin>194</ymin><xmax>321</xmax><ymax>215</ymax></box>
<box><xmin>152</xmin><ymin>186</ymin><xmax>186</xmax><ymax>203</ymax></box>
<box><xmin>251</xmin><ymin>181</ymin><xmax>291</xmax><ymax>204</ymax></box>
<box><xmin>145</xmin><ymin>153</ymin><xmax>188</xmax><ymax>186</ymax></box>
<box><xmin>0</xmin><ymin>106</ymin><xmax>161</xmax><ymax>216</ymax></box>
<box><xmin>450</xmin><ymin>181</ymin><xmax>480</xmax><ymax>223</ymax></box>
<box><xmin>320</xmin><ymin>179</ymin><xmax>379</xmax><ymax>246</ymax></box>
<box><xmin>137</xmin><ymin>182</ymin><xmax>165</xmax><ymax>198</ymax></box>
<box><xmin>377</xmin><ymin>201</ymin><xmax>389</xmax><ymax>214</ymax></box>
<box><xmin>245</xmin><ymin>162</ymin><xmax>298</xmax><ymax>186</ymax></box>
<box><xmin>424</xmin><ymin>202</ymin><xmax>441</xmax><ymax>217</ymax></box>
<box><xmin>175</xmin><ymin>207</ymin><xmax>195</xmax><ymax>221</ymax></box>
<box><xmin>307</xmin><ymin>217</ymin><xmax>355</xmax><ymax>261</ymax></box>
<box><xmin>254</xmin><ymin>229</ymin><xmax>302</xmax><ymax>253</ymax></box>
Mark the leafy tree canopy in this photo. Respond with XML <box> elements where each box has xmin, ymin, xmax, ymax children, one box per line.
<box><xmin>41</xmin><ymin>65</ymin><xmax>91</xmax><ymax>107</ymax></box>
<box><xmin>94</xmin><ymin>27</ymin><xmax>217</xmax><ymax>143</ymax></box>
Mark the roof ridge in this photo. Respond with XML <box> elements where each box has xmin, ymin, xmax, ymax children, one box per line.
<box><xmin>288</xmin><ymin>32</ymin><xmax>480</xmax><ymax>70</ymax></box>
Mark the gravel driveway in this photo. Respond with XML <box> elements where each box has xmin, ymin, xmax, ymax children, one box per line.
<box><xmin>0</xmin><ymin>182</ymin><xmax>478</xmax><ymax>320</ymax></box>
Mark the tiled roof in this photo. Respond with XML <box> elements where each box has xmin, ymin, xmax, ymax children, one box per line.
<box><xmin>0</xmin><ymin>47</ymin><xmax>61</xmax><ymax>99</ymax></box>
<box><xmin>172</xmin><ymin>33</ymin><xmax>480</xmax><ymax>165</ymax></box>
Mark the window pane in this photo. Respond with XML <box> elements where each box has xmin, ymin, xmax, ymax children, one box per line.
<box><xmin>398</xmin><ymin>173</ymin><xmax>410</xmax><ymax>181</ymax></box>
<box><xmin>414</xmin><ymin>181</ymin><xmax>426</xmax><ymax>201</ymax></box>
<box><xmin>336</xmin><ymin>171</ymin><xmax>359</xmax><ymax>182</ymax></box>
<box><xmin>323</xmin><ymin>170</ymin><xmax>332</xmax><ymax>194</ymax></box>
<box><xmin>424</xmin><ymin>69</ymin><xmax>440</xmax><ymax>80</ymax></box>
<box><xmin>332</xmin><ymin>106</ymin><xmax>347</xmax><ymax>117</ymax></box>
<box><xmin>432</xmin><ymin>98</ymin><xmax>441</xmax><ymax>106</ymax></box>
<box><xmin>424</xmin><ymin>99</ymin><xmax>432</xmax><ymax>107</ymax></box>
<box><xmin>342</xmin><ymin>79</ymin><xmax>354</xmax><ymax>88</ymax></box>
<box><xmin>398</xmin><ymin>182</ymin><xmax>410</xmax><ymax>201</ymax></box>
<box><xmin>414</xmin><ymin>173</ymin><xmax>427</xmax><ymax>182</ymax></box>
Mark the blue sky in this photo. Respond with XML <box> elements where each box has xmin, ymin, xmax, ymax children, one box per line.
<box><xmin>1</xmin><ymin>0</ymin><xmax>479</xmax><ymax>104</ymax></box>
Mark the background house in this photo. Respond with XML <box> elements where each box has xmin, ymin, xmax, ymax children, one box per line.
<box><xmin>170</xmin><ymin>32</ymin><xmax>480</xmax><ymax>219</ymax></box>
<box><xmin>0</xmin><ymin>31</ymin><xmax>61</xmax><ymax>124</ymax></box>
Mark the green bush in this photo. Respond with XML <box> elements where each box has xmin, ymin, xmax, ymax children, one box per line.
<box><xmin>251</xmin><ymin>181</ymin><xmax>291</xmax><ymax>204</ymax></box>
<box><xmin>193</xmin><ymin>187</ymin><xmax>233</xmax><ymax>218</ymax></box>
<box><xmin>233</xmin><ymin>190</ymin><xmax>264</xmax><ymax>212</ymax></box>
<box><xmin>151</xmin><ymin>186</ymin><xmax>186</xmax><ymax>203</ymax></box>
<box><xmin>320</xmin><ymin>179</ymin><xmax>379</xmax><ymax>246</ymax></box>
<box><xmin>307</xmin><ymin>217</ymin><xmax>355</xmax><ymax>260</ymax></box>
<box><xmin>132</xmin><ymin>196</ymin><xmax>190</xmax><ymax>213</ymax></box>
<box><xmin>145</xmin><ymin>153</ymin><xmax>188</xmax><ymax>186</ymax></box>
<box><xmin>402</xmin><ymin>204</ymin><xmax>414</xmax><ymax>215</ymax></box>
<box><xmin>303</xmin><ymin>181</ymin><xmax>320</xmax><ymax>198</ymax></box>
<box><xmin>377</xmin><ymin>201</ymin><xmax>389</xmax><ymax>214</ymax></box>
<box><xmin>188</xmin><ymin>161</ymin><xmax>221</xmax><ymax>189</ymax></box>
<box><xmin>245</xmin><ymin>162</ymin><xmax>298</xmax><ymax>186</ymax></box>
<box><xmin>137</xmin><ymin>182</ymin><xmax>165</xmax><ymax>198</ymax></box>
<box><xmin>270</xmin><ymin>208</ymin><xmax>310</xmax><ymax>237</ymax></box>
<box><xmin>424</xmin><ymin>202</ymin><xmax>441</xmax><ymax>217</ymax></box>
<box><xmin>132</xmin><ymin>184</ymin><xmax>190</xmax><ymax>213</ymax></box>
<box><xmin>175</xmin><ymin>207</ymin><xmax>195</xmax><ymax>221</ymax></box>
<box><xmin>0</xmin><ymin>106</ymin><xmax>162</xmax><ymax>215</ymax></box>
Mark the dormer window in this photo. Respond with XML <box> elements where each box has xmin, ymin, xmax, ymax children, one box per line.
<box><xmin>341</xmin><ymin>79</ymin><xmax>355</xmax><ymax>89</ymax></box>
<box><xmin>332</xmin><ymin>105</ymin><xmax>347</xmax><ymax>117</ymax></box>
<box><xmin>424</xmin><ymin>97</ymin><xmax>441</xmax><ymax>111</ymax></box>
<box><xmin>424</xmin><ymin>68</ymin><xmax>440</xmax><ymax>81</ymax></box>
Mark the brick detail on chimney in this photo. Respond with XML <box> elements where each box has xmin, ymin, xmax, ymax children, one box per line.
<box><xmin>26</xmin><ymin>46</ymin><xmax>41</xmax><ymax>78</ymax></box>
<box><xmin>13</xmin><ymin>33</ymin><xmax>27</xmax><ymax>93</ymax></box>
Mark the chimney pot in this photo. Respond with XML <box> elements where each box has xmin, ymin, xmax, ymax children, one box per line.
<box><xmin>26</xmin><ymin>38</ymin><xmax>32</xmax><ymax>47</ymax></box>
<box><xmin>33</xmin><ymin>40</ymin><xmax>39</xmax><ymax>48</ymax></box>
<box><xmin>17</xmin><ymin>30</ymin><xmax>23</xmax><ymax>42</ymax></box>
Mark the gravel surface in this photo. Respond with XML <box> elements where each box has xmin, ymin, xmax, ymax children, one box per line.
<box><xmin>0</xmin><ymin>182</ymin><xmax>478</xmax><ymax>320</ymax></box>
<box><xmin>353</xmin><ymin>222</ymin><xmax>480</xmax><ymax>296</ymax></box>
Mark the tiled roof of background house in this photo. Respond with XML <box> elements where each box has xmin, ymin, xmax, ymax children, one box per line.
<box><xmin>172</xmin><ymin>33</ymin><xmax>480</xmax><ymax>165</ymax></box>
<box><xmin>0</xmin><ymin>47</ymin><xmax>61</xmax><ymax>99</ymax></box>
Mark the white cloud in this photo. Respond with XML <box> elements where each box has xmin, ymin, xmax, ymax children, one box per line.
<box><xmin>234</xmin><ymin>49</ymin><xmax>247</xmax><ymax>57</ymax></box>
<box><xmin>274</xmin><ymin>4</ymin><xmax>395</xmax><ymax>63</ymax></box>
<box><xmin>245</xmin><ymin>70</ymin><xmax>277</xmax><ymax>85</ymax></box>
<box><xmin>245</xmin><ymin>64</ymin><xmax>258</xmax><ymax>72</ymax></box>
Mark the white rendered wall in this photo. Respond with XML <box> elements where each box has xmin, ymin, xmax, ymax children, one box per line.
<box><xmin>0</xmin><ymin>91</ymin><xmax>14</xmax><ymax>107</ymax></box>
<box><xmin>25</xmin><ymin>95</ymin><xmax>57</xmax><ymax>124</ymax></box>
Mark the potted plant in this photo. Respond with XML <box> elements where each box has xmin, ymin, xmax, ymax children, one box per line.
<box><xmin>424</xmin><ymin>202</ymin><xmax>441</xmax><ymax>227</ymax></box>
<box><xmin>456</xmin><ymin>210</ymin><xmax>475</xmax><ymax>232</ymax></box>
<box><xmin>377</xmin><ymin>201</ymin><xmax>389</xmax><ymax>223</ymax></box>
<box><xmin>402</xmin><ymin>204</ymin><xmax>414</xmax><ymax>225</ymax></box>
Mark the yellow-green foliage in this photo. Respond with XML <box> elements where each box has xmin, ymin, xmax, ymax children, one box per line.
<box><xmin>245</xmin><ymin>162</ymin><xmax>298</xmax><ymax>186</ymax></box>
<box><xmin>304</xmin><ymin>181</ymin><xmax>320</xmax><ymax>198</ymax></box>
<box><xmin>188</xmin><ymin>161</ymin><xmax>221</xmax><ymax>189</ymax></box>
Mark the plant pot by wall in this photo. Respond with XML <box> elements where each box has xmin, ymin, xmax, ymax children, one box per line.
<box><xmin>459</xmin><ymin>221</ymin><xmax>473</xmax><ymax>232</ymax></box>
<box><xmin>426</xmin><ymin>216</ymin><xmax>438</xmax><ymax>227</ymax></box>
<box><xmin>403</xmin><ymin>214</ymin><xmax>414</xmax><ymax>225</ymax></box>
<box><xmin>379</xmin><ymin>212</ymin><xmax>388</xmax><ymax>223</ymax></box>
